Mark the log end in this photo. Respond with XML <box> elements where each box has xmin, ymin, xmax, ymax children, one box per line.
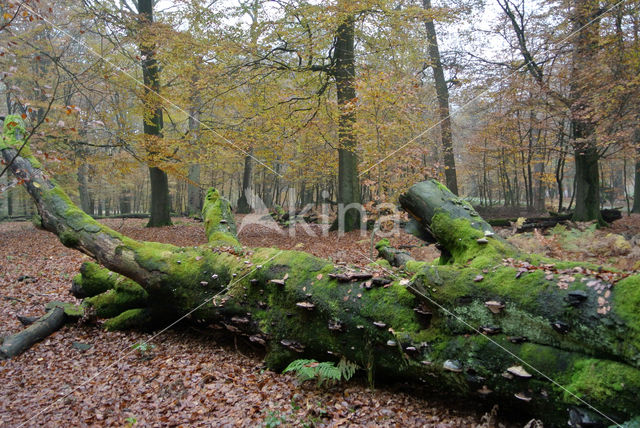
<box><xmin>430</xmin><ymin>212</ymin><xmax>515</xmax><ymax>266</ymax></box>
<box><xmin>202</xmin><ymin>188</ymin><xmax>240</xmax><ymax>246</ymax></box>
<box><xmin>1</xmin><ymin>115</ymin><xmax>42</xmax><ymax>169</ymax></box>
<box><xmin>44</xmin><ymin>301</ymin><xmax>85</xmax><ymax>319</ymax></box>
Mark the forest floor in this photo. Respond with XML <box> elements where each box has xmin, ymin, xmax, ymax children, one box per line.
<box><xmin>1</xmin><ymin>214</ymin><xmax>639</xmax><ymax>427</ymax></box>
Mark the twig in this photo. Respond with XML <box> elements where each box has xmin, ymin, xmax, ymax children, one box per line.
<box><xmin>2</xmin><ymin>295</ymin><xmax>26</xmax><ymax>303</ymax></box>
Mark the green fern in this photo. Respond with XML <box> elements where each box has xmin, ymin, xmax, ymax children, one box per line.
<box><xmin>337</xmin><ymin>356</ymin><xmax>358</xmax><ymax>380</ymax></box>
<box><xmin>283</xmin><ymin>357</ymin><xmax>359</xmax><ymax>386</ymax></box>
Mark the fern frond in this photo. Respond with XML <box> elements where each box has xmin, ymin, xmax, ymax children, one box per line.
<box><xmin>338</xmin><ymin>357</ymin><xmax>359</xmax><ymax>381</ymax></box>
<box><xmin>283</xmin><ymin>358</ymin><xmax>359</xmax><ymax>385</ymax></box>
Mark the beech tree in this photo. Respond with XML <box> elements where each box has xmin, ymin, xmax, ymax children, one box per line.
<box><xmin>420</xmin><ymin>0</ymin><xmax>458</xmax><ymax>195</ymax></box>
<box><xmin>137</xmin><ymin>0</ymin><xmax>171</xmax><ymax>227</ymax></box>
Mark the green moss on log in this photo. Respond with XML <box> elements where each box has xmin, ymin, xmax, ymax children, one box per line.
<box><xmin>104</xmin><ymin>308</ymin><xmax>151</xmax><ymax>331</ymax></box>
<box><xmin>84</xmin><ymin>278</ymin><xmax>148</xmax><ymax>318</ymax></box>
<box><xmin>44</xmin><ymin>301</ymin><xmax>85</xmax><ymax>319</ymax></box>
<box><xmin>60</xmin><ymin>229</ymin><xmax>80</xmax><ymax>247</ymax></box>
<box><xmin>1</xmin><ymin>115</ymin><xmax>41</xmax><ymax>169</ymax></box>
<box><xmin>72</xmin><ymin>262</ymin><xmax>120</xmax><ymax>297</ymax></box>
<box><xmin>202</xmin><ymin>188</ymin><xmax>239</xmax><ymax>246</ymax></box>
<box><xmin>430</xmin><ymin>213</ymin><xmax>514</xmax><ymax>266</ymax></box>
<box><xmin>412</xmin><ymin>260</ymin><xmax>640</xmax><ymax>368</ymax></box>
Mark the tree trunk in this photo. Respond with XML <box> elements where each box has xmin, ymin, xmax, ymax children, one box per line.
<box><xmin>572</xmin><ymin>144</ymin><xmax>602</xmax><ymax>223</ymax></box>
<box><xmin>332</xmin><ymin>8</ymin><xmax>361</xmax><ymax>232</ymax></box>
<box><xmin>187</xmin><ymin>105</ymin><xmax>202</xmax><ymax>216</ymax></box>
<box><xmin>421</xmin><ymin>0</ymin><xmax>458</xmax><ymax>195</ymax></box>
<box><xmin>77</xmin><ymin>162</ymin><xmax>91</xmax><ymax>214</ymax></box>
<box><xmin>2</xmin><ymin>116</ymin><xmax>640</xmax><ymax>425</ymax></box>
<box><xmin>138</xmin><ymin>0</ymin><xmax>171</xmax><ymax>227</ymax></box>
<box><xmin>632</xmin><ymin>130</ymin><xmax>640</xmax><ymax>214</ymax></box>
<box><xmin>119</xmin><ymin>189</ymin><xmax>132</xmax><ymax>215</ymax></box>
<box><xmin>236</xmin><ymin>150</ymin><xmax>254</xmax><ymax>214</ymax></box>
<box><xmin>147</xmin><ymin>166</ymin><xmax>171</xmax><ymax>226</ymax></box>
<box><xmin>569</xmin><ymin>0</ymin><xmax>603</xmax><ymax>225</ymax></box>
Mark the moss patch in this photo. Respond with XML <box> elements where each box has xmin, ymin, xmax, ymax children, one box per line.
<box><xmin>104</xmin><ymin>308</ymin><xmax>151</xmax><ymax>331</ymax></box>
<box><xmin>73</xmin><ymin>262</ymin><xmax>119</xmax><ymax>297</ymax></box>
<box><xmin>84</xmin><ymin>278</ymin><xmax>148</xmax><ymax>318</ymax></box>
<box><xmin>202</xmin><ymin>188</ymin><xmax>239</xmax><ymax>246</ymax></box>
<box><xmin>45</xmin><ymin>301</ymin><xmax>85</xmax><ymax>319</ymax></box>
<box><xmin>1</xmin><ymin>115</ymin><xmax>42</xmax><ymax>169</ymax></box>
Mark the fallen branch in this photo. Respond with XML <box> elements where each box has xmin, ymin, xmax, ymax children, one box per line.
<box><xmin>0</xmin><ymin>307</ymin><xmax>65</xmax><ymax>359</ymax></box>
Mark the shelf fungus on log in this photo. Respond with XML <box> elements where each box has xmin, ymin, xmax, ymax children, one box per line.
<box><xmin>296</xmin><ymin>301</ymin><xmax>315</xmax><ymax>310</ymax></box>
<box><xmin>507</xmin><ymin>365</ymin><xmax>533</xmax><ymax>378</ymax></box>
<box><xmin>3</xmin><ymin>116</ymin><xmax>640</xmax><ymax>426</ymax></box>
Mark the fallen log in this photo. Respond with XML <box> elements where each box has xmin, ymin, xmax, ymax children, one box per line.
<box><xmin>2</xmin><ymin>115</ymin><xmax>640</xmax><ymax>425</ymax></box>
<box><xmin>485</xmin><ymin>209</ymin><xmax>623</xmax><ymax>232</ymax></box>
<box><xmin>0</xmin><ymin>307</ymin><xmax>65</xmax><ymax>359</ymax></box>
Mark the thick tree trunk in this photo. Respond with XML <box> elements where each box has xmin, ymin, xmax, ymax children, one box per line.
<box><xmin>138</xmin><ymin>0</ymin><xmax>171</xmax><ymax>227</ymax></box>
<box><xmin>2</xmin><ymin>117</ymin><xmax>640</xmax><ymax>425</ymax></box>
<box><xmin>573</xmin><ymin>144</ymin><xmax>603</xmax><ymax>223</ymax></box>
<box><xmin>147</xmin><ymin>166</ymin><xmax>171</xmax><ymax>226</ymax></box>
<box><xmin>421</xmin><ymin>0</ymin><xmax>458</xmax><ymax>195</ymax></box>
<box><xmin>569</xmin><ymin>0</ymin><xmax>603</xmax><ymax>225</ymax></box>
<box><xmin>333</xmin><ymin>8</ymin><xmax>361</xmax><ymax>232</ymax></box>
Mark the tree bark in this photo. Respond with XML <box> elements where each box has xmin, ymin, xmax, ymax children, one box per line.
<box><xmin>569</xmin><ymin>0</ymin><xmax>603</xmax><ymax>225</ymax></box>
<box><xmin>632</xmin><ymin>130</ymin><xmax>640</xmax><ymax>214</ymax></box>
<box><xmin>2</xmin><ymin>116</ymin><xmax>640</xmax><ymax>425</ymax></box>
<box><xmin>77</xmin><ymin>162</ymin><xmax>91</xmax><ymax>214</ymax></box>
<box><xmin>138</xmin><ymin>0</ymin><xmax>172</xmax><ymax>227</ymax></box>
<box><xmin>332</xmin><ymin>7</ymin><xmax>361</xmax><ymax>232</ymax></box>
<box><xmin>236</xmin><ymin>150</ymin><xmax>254</xmax><ymax>214</ymax></box>
<box><xmin>572</xmin><ymin>143</ymin><xmax>602</xmax><ymax>222</ymax></box>
<box><xmin>421</xmin><ymin>0</ymin><xmax>458</xmax><ymax>195</ymax></box>
<box><xmin>187</xmin><ymin>106</ymin><xmax>202</xmax><ymax>216</ymax></box>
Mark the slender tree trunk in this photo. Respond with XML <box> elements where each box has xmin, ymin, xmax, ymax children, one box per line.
<box><xmin>555</xmin><ymin>123</ymin><xmax>567</xmax><ymax>212</ymax></box>
<box><xmin>236</xmin><ymin>149</ymin><xmax>254</xmax><ymax>214</ymax></box>
<box><xmin>77</xmin><ymin>162</ymin><xmax>91</xmax><ymax>214</ymax></box>
<box><xmin>632</xmin><ymin>129</ymin><xmax>640</xmax><ymax>213</ymax></box>
<box><xmin>119</xmin><ymin>189</ymin><xmax>132</xmax><ymax>215</ymax></box>
<box><xmin>138</xmin><ymin>0</ymin><xmax>171</xmax><ymax>227</ymax></box>
<box><xmin>332</xmin><ymin>7</ymin><xmax>361</xmax><ymax>232</ymax></box>
<box><xmin>187</xmin><ymin>106</ymin><xmax>202</xmax><ymax>216</ymax></box>
<box><xmin>421</xmin><ymin>0</ymin><xmax>458</xmax><ymax>195</ymax></box>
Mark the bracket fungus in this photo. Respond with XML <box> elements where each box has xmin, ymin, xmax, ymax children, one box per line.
<box><xmin>484</xmin><ymin>301</ymin><xmax>505</xmax><ymax>314</ymax></box>
<box><xmin>295</xmin><ymin>301</ymin><xmax>315</xmax><ymax>310</ymax></box>
<box><xmin>507</xmin><ymin>365</ymin><xmax>533</xmax><ymax>378</ymax></box>
<box><xmin>443</xmin><ymin>360</ymin><xmax>463</xmax><ymax>373</ymax></box>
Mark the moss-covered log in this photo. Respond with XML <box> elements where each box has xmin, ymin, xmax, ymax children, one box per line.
<box><xmin>3</xmin><ymin>116</ymin><xmax>640</xmax><ymax>425</ymax></box>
